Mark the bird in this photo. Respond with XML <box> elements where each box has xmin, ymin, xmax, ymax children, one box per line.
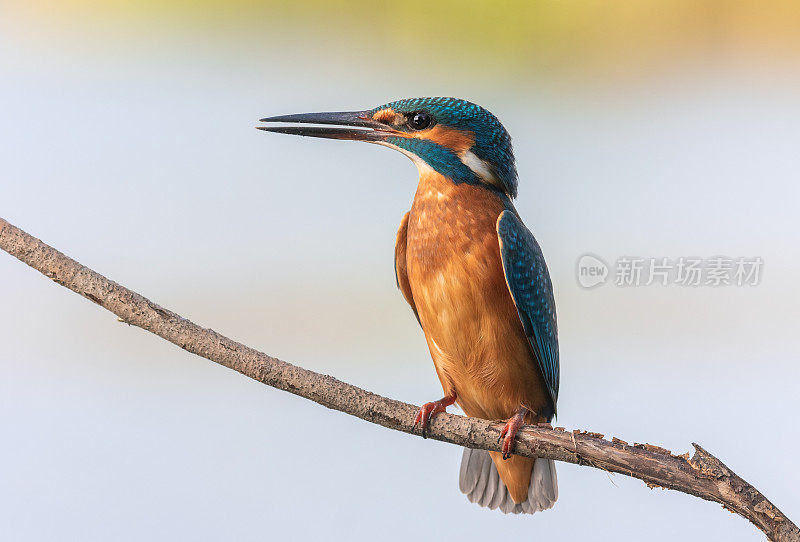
<box><xmin>258</xmin><ymin>97</ymin><xmax>559</xmax><ymax>514</ymax></box>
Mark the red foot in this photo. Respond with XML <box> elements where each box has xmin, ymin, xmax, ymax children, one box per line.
<box><xmin>498</xmin><ymin>407</ymin><xmax>528</xmax><ymax>460</ymax></box>
<box><xmin>413</xmin><ymin>394</ymin><xmax>456</xmax><ymax>439</ymax></box>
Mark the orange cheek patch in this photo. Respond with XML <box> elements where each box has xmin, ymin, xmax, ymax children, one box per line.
<box><xmin>371</xmin><ymin>108</ymin><xmax>398</xmax><ymax>124</ymax></box>
<box><xmin>371</xmin><ymin>112</ymin><xmax>475</xmax><ymax>154</ymax></box>
<box><xmin>416</xmin><ymin>125</ymin><xmax>475</xmax><ymax>154</ymax></box>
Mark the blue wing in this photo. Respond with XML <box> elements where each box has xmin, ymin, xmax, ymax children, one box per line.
<box><xmin>496</xmin><ymin>210</ymin><xmax>559</xmax><ymax>412</ymax></box>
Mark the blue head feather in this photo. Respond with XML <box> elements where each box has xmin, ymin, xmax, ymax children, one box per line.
<box><xmin>369</xmin><ymin>97</ymin><xmax>519</xmax><ymax>198</ymax></box>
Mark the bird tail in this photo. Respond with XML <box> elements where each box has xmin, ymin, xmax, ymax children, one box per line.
<box><xmin>459</xmin><ymin>448</ymin><xmax>558</xmax><ymax>514</ymax></box>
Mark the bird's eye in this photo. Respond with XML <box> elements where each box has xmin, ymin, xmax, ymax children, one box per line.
<box><xmin>408</xmin><ymin>112</ymin><xmax>432</xmax><ymax>130</ymax></box>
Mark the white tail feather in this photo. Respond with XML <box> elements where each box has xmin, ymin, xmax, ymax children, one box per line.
<box><xmin>459</xmin><ymin>448</ymin><xmax>558</xmax><ymax>514</ymax></box>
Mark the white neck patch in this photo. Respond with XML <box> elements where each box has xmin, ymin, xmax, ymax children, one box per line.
<box><xmin>460</xmin><ymin>150</ymin><xmax>505</xmax><ymax>191</ymax></box>
<box><xmin>460</xmin><ymin>150</ymin><xmax>494</xmax><ymax>180</ymax></box>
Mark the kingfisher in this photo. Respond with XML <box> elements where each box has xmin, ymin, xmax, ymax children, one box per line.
<box><xmin>258</xmin><ymin>97</ymin><xmax>559</xmax><ymax>514</ymax></box>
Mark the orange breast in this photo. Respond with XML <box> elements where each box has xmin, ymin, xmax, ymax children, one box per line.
<box><xmin>405</xmin><ymin>171</ymin><xmax>550</xmax><ymax>422</ymax></box>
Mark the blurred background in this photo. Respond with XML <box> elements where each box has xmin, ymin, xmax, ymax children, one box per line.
<box><xmin>1</xmin><ymin>1</ymin><xmax>798</xmax><ymax>540</ymax></box>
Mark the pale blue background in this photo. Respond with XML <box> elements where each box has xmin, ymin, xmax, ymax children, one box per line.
<box><xmin>1</xmin><ymin>6</ymin><xmax>798</xmax><ymax>541</ymax></box>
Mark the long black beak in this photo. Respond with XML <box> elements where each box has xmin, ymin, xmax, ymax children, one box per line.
<box><xmin>257</xmin><ymin>110</ymin><xmax>392</xmax><ymax>142</ymax></box>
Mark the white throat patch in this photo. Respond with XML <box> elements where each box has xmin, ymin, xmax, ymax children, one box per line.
<box><xmin>376</xmin><ymin>141</ymin><xmax>502</xmax><ymax>189</ymax></box>
<box><xmin>375</xmin><ymin>141</ymin><xmax>437</xmax><ymax>177</ymax></box>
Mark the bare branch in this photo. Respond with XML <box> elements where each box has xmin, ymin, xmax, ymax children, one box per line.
<box><xmin>0</xmin><ymin>216</ymin><xmax>796</xmax><ymax>542</ymax></box>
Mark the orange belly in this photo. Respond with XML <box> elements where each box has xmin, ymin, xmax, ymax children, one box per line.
<box><xmin>405</xmin><ymin>171</ymin><xmax>550</xmax><ymax>423</ymax></box>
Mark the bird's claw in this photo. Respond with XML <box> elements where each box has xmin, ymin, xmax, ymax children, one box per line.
<box><xmin>413</xmin><ymin>396</ymin><xmax>455</xmax><ymax>439</ymax></box>
<box><xmin>498</xmin><ymin>408</ymin><xmax>528</xmax><ymax>460</ymax></box>
<box><xmin>499</xmin><ymin>424</ymin><xmax>514</xmax><ymax>459</ymax></box>
<box><xmin>413</xmin><ymin>401</ymin><xmax>444</xmax><ymax>439</ymax></box>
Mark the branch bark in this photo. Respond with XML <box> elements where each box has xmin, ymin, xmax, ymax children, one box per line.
<box><xmin>0</xmin><ymin>216</ymin><xmax>796</xmax><ymax>542</ymax></box>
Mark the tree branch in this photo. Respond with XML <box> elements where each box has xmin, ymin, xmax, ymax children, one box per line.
<box><xmin>0</xmin><ymin>216</ymin><xmax>796</xmax><ymax>542</ymax></box>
